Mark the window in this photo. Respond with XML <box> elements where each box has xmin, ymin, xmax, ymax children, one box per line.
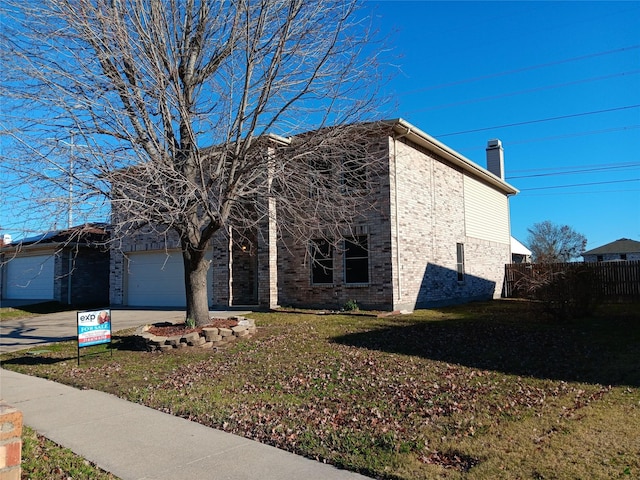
<box><xmin>309</xmin><ymin>157</ymin><xmax>332</xmax><ymax>198</ymax></box>
<box><xmin>621</xmin><ymin>254</ymin><xmax>627</xmax><ymax>260</ymax></box>
<box><xmin>597</xmin><ymin>255</ymin><xmax>603</xmax><ymax>262</ymax></box>
<box><xmin>341</xmin><ymin>152</ymin><xmax>367</xmax><ymax>192</ymax></box>
<box><xmin>310</xmin><ymin>240</ymin><xmax>333</xmax><ymax>284</ymax></box>
<box><xmin>456</xmin><ymin>243</ymin><xmax>465</xmax><ymax>282</ymax></box>
<box><xmin>344</xmin><ymin>236</ymin><xmax>369</xmax><ymax>284</ymax></box>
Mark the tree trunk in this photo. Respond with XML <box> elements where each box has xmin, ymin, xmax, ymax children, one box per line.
<box><xmin>183</xmin><ymin>245</ymin><xmax>211</xmax><ymax>326</ymax></box>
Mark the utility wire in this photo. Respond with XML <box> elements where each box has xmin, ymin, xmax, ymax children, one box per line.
<box><xmin>455</xmin><ymin>126</ymin><xmax>640</xmax><ymax>153</ymax></box>
<box><xmin>405</xmin><ymin>70</ymin><xmax>640</xmax><ymax>114</ymax></box>
<box><xmin>508</xmin><ymin>163</ymin><xmax>640</xmax><ymax>179</ymax></box>
<box><xmin>436</xmin><ymin>105</ymin><xmax>640</xmax><ymax>137</ymax></box>
<box><xmin>510</xmin><ymin>161</ymin><xmax>639</xmax><ymax>174</ymax></box>
<box><xmin>519</xmin><ymin>188</ymin><xmax>640</xmax><ymax>197</ymax></box>
<box><xmin>398</xmin><ymin>45</ymin><xmax>640</xmax><ymax>96</ymax></box>
<box><xmin>519</xmin><ymin>178</ymin><xmax>640</xmax><ymax>191</ymax></box>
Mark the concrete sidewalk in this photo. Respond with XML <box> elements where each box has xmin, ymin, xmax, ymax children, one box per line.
<box><xmin>0</xmin><ymin>369</ymin><xmax>369</xmax><ymax>480</ymax></box>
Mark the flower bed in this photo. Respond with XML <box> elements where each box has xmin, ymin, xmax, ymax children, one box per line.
<box><xmin>132</xmin><ymin>316</ymin><xmax>256</xmax><ymax>352</ymax></box>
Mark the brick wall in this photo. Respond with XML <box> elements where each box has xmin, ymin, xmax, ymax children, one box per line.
<box><xmin>0</xmin><ymin>403</ymin><xmax>22</xmax><ymax>480</ymax></box>
<box><xmin>108</xmin><ymin>131</ymin><xmax>511</xmax><ymax>312</ymax></box>
<box><xmin>67</xmin><ymin>248</ymin><xmax>110</xmax><ymax>305</ymax></box>
<box><xmin>276</xmin><ymin>137</ymin><xmax>394</xmax><ymax>310</ymax></box>
<box><xmin>391</xmin><ymin>136</ymin><xmax>510</xmax><ymax>310</ymax></box>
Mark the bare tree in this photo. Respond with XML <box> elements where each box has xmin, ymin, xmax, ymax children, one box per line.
<box><xmin>1</xmin><ymin>0</ymin><xmax>388</xmax><ymax>324</ymax></box>
<box><xmin>526</xmin><ymin>220</ymin><xmax>587</xmax><ymax>263</ymax></box>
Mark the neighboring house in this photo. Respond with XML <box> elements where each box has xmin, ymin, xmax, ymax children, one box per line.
<box><xmin>510</xmin><ymin>237</ymin><xmax>532</xmax><ymax>263</ymax></box>
<box><xmin>582</xmin><ymin>238</ymin><xmax>640</xmax><ymax>263</ymax></box>
<box><xmin>0</xmin><ymin>224</ymin><xmax>110</xmax><ymax>305</ymax></box>
<box><xmin>109</xmin><ymin>119</ymin><xmax>518</xmax><ymax>311</ymax></box>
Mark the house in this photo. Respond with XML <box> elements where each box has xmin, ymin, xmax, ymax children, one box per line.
<box><xmin>582</xmin><ymin>238</ymin><xmax>640</xmax><ymax>262</ymax></box>
<box><xmin>0</xmin><ymin>224</ymin><xmax>110</xmax><ymax>306</ymax></box>
<box><xmin>510</xmin><ymin>237</ymin><xmax>532</xmax><ymax>264</ymax></box>
<box><xmin>109</xmin><ymin>119</ymin><xmax>518</xmax><ymax>311</ymax></box>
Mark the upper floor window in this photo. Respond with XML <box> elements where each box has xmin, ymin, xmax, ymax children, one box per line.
<box><xmin>341</xmin><ymin>151</ymin><xmax>368</xmax><ymax>192</ymax></box>
<box><xmin>344</xmin><ymin>235</ymin><xmax>369</xmax><ymax>284</ymax></box>
<box><xmin>309</xmin><ymin>157</ymin><xmax>332</xmax><ymax>198</ymax></box>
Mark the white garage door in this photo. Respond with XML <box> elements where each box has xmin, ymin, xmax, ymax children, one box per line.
<box><xmin>126</xmin><ymin>250</ymin><xmax>212</xmax><ymax>307</ymax></box>
<box><xmin>5</xmin><ymin>255</ymin><xmax>55</xmax><ymax>300</ymax></box>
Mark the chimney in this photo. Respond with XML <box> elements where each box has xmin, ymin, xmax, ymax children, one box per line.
<box><xmin>486</xmin><ymin>139</ymin><xmax>504</xmax><ymax>180</ymax></box>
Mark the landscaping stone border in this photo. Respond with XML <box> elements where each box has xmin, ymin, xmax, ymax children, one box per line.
<box><xmin>133</xmin><ymin>317</ymin><xmax>257</xmax><ymax>352</ymax></box>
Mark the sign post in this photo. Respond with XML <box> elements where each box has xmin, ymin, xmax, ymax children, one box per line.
<box><xmin>77</xmin><ymin>309</ymin><xmax>112</xmax><ymax>366</ymax></box>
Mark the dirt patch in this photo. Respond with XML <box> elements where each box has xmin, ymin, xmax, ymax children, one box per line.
<box><xmin>148</xmin><ymin>318</ymin><xmax>238</xmax><ymax>337</ymax></box>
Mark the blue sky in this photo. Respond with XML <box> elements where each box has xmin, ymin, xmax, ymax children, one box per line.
<box><xmin>2</xmin><ymin>1</ymin><xmax>638</xmax><ymax>252</ymax></box>
<box><xmin>368</xmin><ymin>0</ymin><xmax>640</xmax><ymax>250</ymax></box>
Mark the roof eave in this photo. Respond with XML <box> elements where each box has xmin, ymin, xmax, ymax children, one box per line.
<box><xmin>386</xmin><ymin>118</ymin><xmax>519</xmax><ymax>195</ymax></box>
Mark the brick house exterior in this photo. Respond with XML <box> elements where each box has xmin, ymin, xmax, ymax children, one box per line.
<box><xmin>109</xmin><ymin>119</ymin><xmax>518</xmax><ymax>311</ymax></box>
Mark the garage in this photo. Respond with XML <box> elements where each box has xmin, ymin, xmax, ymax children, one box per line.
<box><xmin>126</xmin><ymin>250</ymin><xmax>212</xmax><ymax>307</ymax></box>
<box><xmin>5</xmin><ymin>254</ymin><xmax>55</xmax><ymax>300</ymax></box>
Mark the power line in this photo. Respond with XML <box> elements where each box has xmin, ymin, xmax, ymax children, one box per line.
<box><xmin>507</xmin><ymin>163</ymin><xmax>640</xmax><ymax>179</ymax></box>
<box><xmin>519</xmin><ymin>178</ymin><xmax>640</xmax><ymax>191</ymax></box>
<box><xmin>436</xmin><ymin>105</ymin><xmax>640</xmax><ymax>137</ymax></box>
<box><xmin>499</xmin><ymin>125</ymin><xmax>640</xmax><ymax>148</ymax></box>
<box><xmin>454</xmin><ymin>125</ymin><xmax>640</xmax><ymax>153</ymax></box>
<box><xmin>405</xmin><ymin>70</ymin><xmax>640</xmax><ymax>114</ymax></box>
<box><xmin>398</xmin><ymin>45</ymin><xmax>640</xmax><ymax>96</ymax></box>
<box><xmin>509</xmin><ymin>161</ymin><xmax>639</xmax><ymax>174</ymax></box>
<box><xmin>519</xmin><ymin>189</ymin><xmax>640</xmax><ymax>197</ymax></box>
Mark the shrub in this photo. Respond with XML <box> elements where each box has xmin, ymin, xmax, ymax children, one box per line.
<box><xmin>343</xmin><ymin>299</ymin><xmax>359</xmax><ymax>312</ymax></box>
<box><xmin>515</xmin><ymin>264</ymin><xmax>600</xmax><ymax>321</ymax></box>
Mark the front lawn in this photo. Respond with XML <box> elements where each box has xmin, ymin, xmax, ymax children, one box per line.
<box><xmin>2</xmin><ymin>300</ymin><xmax>639</xmax><ymax>479</ymax></box>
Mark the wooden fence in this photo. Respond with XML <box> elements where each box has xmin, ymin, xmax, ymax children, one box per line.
<box><xmin>504</xmin><ymin>261</ymin><xmax>640</xmax><ymax>301</ymax></box>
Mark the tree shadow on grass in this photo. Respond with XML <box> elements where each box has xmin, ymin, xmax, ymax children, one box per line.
<box><xmin>1</xmin><ymin>354</ymin><xmax>77</xmax><ymax>366</ymax></box>
<box><xmin>332</xmin><ymin>303</ymin><xmax>640</xmax><ymax>387</ymax></box>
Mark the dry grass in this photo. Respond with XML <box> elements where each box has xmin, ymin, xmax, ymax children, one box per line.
<box><xmin>2</xmin><ymin>300</ymin><xmax>639</xmax><ymax>479</ymax></box>
<box><xmin>21</xmin><ymin>425</ymin><xmax>119</xmax><ymax>479</ymax></box>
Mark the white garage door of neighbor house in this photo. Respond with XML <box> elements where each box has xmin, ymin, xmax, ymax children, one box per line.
<box><xmin>5</xmin><ymin>255</ymin><xmax>55</xmax><ymax>300</ymax></box>
<box><xmin>126</xmin><ymin>251</ymin><xmax>212</xmax><ymax>307</ymax></box>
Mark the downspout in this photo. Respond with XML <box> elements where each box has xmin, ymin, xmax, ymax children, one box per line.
<box><xmin>392</xmin><ymin>125</ymin><xmax>412</xmax><ymax>306</ymax></box>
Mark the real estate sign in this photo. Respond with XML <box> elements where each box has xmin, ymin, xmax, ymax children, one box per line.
<box><xmin>77</xmin><ymin>309</ymin><xmax>112</xmax><ymax>348</ymax></box>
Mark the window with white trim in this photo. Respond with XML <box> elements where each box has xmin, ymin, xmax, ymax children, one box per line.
<box><xmin>344</xmin><ymin>236</ymin><xmax>369</xmax><ymax>284</ymax></box>
<box><xmin>310</xmin><ymin>239</ymin><xmax>333</xmax><ymax>285</ymax></box>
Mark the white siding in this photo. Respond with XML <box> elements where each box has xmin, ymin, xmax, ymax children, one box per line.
<box><xmin>464</xmin><ymin>174</ymin><xmax>510</xmax><ymax>244</ymax></box>
<box><xmin>5</xmin><ymin>255</ymin><xmax>55</xmax><ymax>299</ymax></box>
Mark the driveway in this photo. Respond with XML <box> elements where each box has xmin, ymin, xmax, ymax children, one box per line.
<box><xmin>0</xmin><ymin>308</ymin><xmax>248</xmax><ymax>354</ymax></box>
